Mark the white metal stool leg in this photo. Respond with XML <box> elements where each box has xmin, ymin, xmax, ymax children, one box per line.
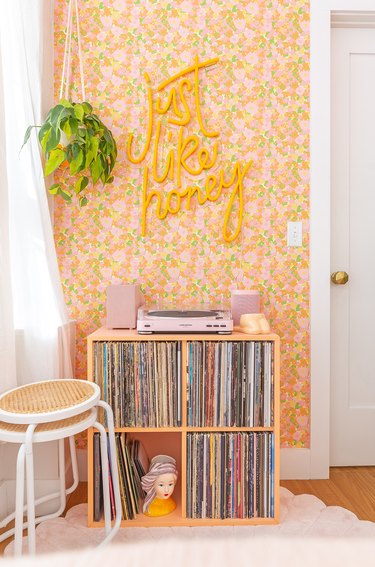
<box><xmin>96</xmin><ymin>400</ymin><xmax>122</xmax><ymax>546</ymax></box>
<box><xmin>56</xmin><ymin>439</ymin><xmax>67</xmax><ymax>517</ymax></box>
<box><xmin>95</xmin><ymin>421</ymin><xmax>112</xmax><ymax>535</ymax></box>
<box><xmin>25</xmin><ymin>425</ymin><xmax>36</xmax><ymax>555</ymax></box>
<box><xmin>14</xmin><ymin>444</ymin><xmax>26</xmax><ymax>557</ymax></box>
<box><xmin>0</xmin><ymin>435</ymin><xmax>80</xmax><ymax>544</ymax></box>
<box><xmin>66</xmin><ymin>436</ymin><xmax>79</xmax><ymax>496</ymax></box>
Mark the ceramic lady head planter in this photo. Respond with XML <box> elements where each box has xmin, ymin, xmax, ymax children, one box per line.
<box><xmin>141</xmin><ymin>455</ymin><xmax>178</xmax><ymax>517</ymax></box>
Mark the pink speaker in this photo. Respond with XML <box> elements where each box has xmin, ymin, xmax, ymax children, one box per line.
<box><xmin>231</xmin><ymin>290</ymin><xmax>260</xmax><ymax>326</ymax></box>
<box><xmin>106</xmin><ymin>284</ymin><xmax>144</xmax><ymax>329</ymax></box>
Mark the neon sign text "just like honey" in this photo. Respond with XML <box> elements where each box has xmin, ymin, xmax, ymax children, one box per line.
<box><xmin>126</xmin><ymin>57</ymin><xmax>252</xmax><ymax>243</ymax></box>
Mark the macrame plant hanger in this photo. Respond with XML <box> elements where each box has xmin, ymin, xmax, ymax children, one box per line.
<box><xmin>53</xmin><ymin>0</ymin><xmax>116</xmax><ymax>207</ymax></box>
<box><xmin>59</xmin><ymin>0</ymin><xmax>86</xmax><ymax>102</ymax></box>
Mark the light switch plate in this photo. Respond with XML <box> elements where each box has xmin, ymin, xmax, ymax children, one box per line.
<box><xmin>287</xmin><ymin>221</ymin><xmax>302</xmax><ymax>247</ymax></box>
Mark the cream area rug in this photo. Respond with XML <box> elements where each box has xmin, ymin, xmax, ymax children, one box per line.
<box><xmin>4</xmin><ymin>488</ymin><xmax>375</xmax><ymax>566</ymax></box>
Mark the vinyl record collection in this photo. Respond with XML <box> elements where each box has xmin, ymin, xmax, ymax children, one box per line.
<box><xmin>186</xmin><ymin>432</ymin><xmax>274</xmax><ymax>519</ymax></box>
<box><xmin>93</xmin><ymin>341</ymin><xmax>181</xmax><ymax>427</ymax></box>
<box><xmin>187</xmin><ymin>341</ymin><xmax>274</xmax><ymax>427</ymax></box>
<box><xmin>93</xmin><ymin>433</ymin><xmax>149</xmax><ymax>521</ymax></box>
<box><xmin>89</xmin><ymin>332</ymin><xmax>279</xmax><ymax>526</ymax></box>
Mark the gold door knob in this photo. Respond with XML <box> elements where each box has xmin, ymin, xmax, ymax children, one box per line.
<box><xmin>331</xmin><ymin>271</ymin><xmax>349</xmax><ymax>285</ymax></box>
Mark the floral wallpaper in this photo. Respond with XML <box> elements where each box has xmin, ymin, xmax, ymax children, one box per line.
<box><xmin>54</xmin><ymin>0</ymin><xmax>309</xmax><ymax>448</ymax></box>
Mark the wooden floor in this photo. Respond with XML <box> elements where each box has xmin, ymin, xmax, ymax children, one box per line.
<box><xmin>1</xmin><ymin>467</ymin><xmax>375</xmax><ymax>555</ymax></box>
<box><xmin>281</xmin><ymin>466</ymin><xmax>375</xmax><ymax>523</ymax></box>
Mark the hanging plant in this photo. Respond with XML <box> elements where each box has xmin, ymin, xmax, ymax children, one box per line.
<box><xmin>23</xmin><ymin>100</ymin><xmax>117</xmax><ymax>206</ymax></box>
<box><xmin>23</xmin><ymin>0</ymin><xmax>117</xmax><ymax>206</ymax></box>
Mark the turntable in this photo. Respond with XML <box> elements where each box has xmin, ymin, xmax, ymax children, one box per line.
<box><xmin>137</xmin><ymin>307</ymin><xmax>233</xmax><ymax>334</ymax></box>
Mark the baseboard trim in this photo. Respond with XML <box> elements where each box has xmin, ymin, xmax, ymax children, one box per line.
<box><xmin>280</xmin><ymin>448</ymin><xmax>312</xmax><ymax>480</ymax></box>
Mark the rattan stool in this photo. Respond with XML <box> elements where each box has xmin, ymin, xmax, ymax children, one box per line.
<box><xmin>0</xmin><ymin>379</ymin><xmax>121</xmax><ymax>556</ymax></box>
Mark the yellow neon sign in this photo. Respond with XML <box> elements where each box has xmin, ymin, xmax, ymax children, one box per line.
<box><xmin>127</xmin><ymin>57</ymin><xmax>251</xmax><ymax>243</ymax></box>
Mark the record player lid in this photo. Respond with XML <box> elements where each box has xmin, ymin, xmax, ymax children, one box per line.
<box><xmin>146</xmin><ymin>309</ymin><xmax>221</xmax><ymax>319</ymax></box>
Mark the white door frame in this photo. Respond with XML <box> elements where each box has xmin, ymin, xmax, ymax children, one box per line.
<box><xmin>309</xmin><ymin>1</ymin><xmax>375</xmax><ymax>478</ymax></box>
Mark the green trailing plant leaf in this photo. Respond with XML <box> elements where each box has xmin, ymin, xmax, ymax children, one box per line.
<box><xmin>104</xmin><ymin>129</ymin><xmax>115</xmax><ymax>152</ymax></box>
<box><xmin>48</xmin><ymin>183</ymin><xmax>61</xmax><ymax>195</ymax></box>
<box><xmin>74</xmin><ymin>176</ymin><xmax>89</xmax><ymax>194</ymax></box>
<box><xmin>90</xmin><ymin>155</ymin><xmax>102</xmax><ymax>184</ymax></box>
<box><xmin>99</xmin><ymin>138</ymin><xmax>108</xmax><ymax>156</ymax></box>
<box><xmin>68</xmin><ymin>116</ymin><xmax>78</xmax><ymax>136</ymax></box>
<box><xmin>81</xmin><ymin>101</ymin><xmax>92</xmax><ymax>114</ymax></box>
<box><xmin>50</xmin><ymin>104</ymin><xmax>65</xmax><ymax>133</ymax></box>
<box><xmin>44</xmin><ymin>148</ymin><xmax>66</xmax><ymax>176</ymax></box>
<box><xmin>59</xmin><ymin>99</ymin><xmax>73</xmax><ymax>108</ymax></box>
<box><xmin>73</xmin><ymin>103</ymin><xmax>84</xmax><ymax>121</ymax></box>
<box><xmin>58</xmin><ymin>187</ymin><xmax>72</xmax><ymax>203</ymax></box>
<box><xmin>86</xmin><ymin>136</ymin><xmax>99</xmax><ymax>167</ymax></box>
<box><xmin>38</xmin><ymin>123</ymin><xmax>52</xmax><ymax>153</ymax></box>
<box><xmin>109</xmin><ymin>152</ymin><xmax>116</xmax><ymax>173</ymax></box>
<box><xmin>22</xmin><ymin>125</ymin><xmax>37</xmax><ymax>149</ymax></box>
<box><xmin>60</xmin><ymin>116</ymin><xmax>71</xmax><ymax>139</ymax></box>
<box><xmin>79</xmin><ymin>195</ymin><xmax>88</xmax><ymax>207</ymax></box>
<box><xmin>99</xmin><ymin>154</ymin><xmax>109</xmax><ymax>183</ymax></box>
<box><xmin>69</xmin><ymin>144</ymin><xmax>84</xmax><ymax>175</ymax></box>
<box><xmin>45</xmin><ymin>128</ymin><xmax>61</xmax><ymax>154</ymax></box>
<box><xmin>23</xmin><ymin>99</ymin><xmax>117</xmax><ymax>206</ymax></box>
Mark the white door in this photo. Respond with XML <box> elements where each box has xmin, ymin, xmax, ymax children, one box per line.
<box><xmin>331</xmin><ymin>27</ymin><xmax>375</xmax><ymax>465</ymax></box>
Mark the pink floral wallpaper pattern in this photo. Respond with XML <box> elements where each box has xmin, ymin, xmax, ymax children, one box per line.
<box><xmin>54</xmin><ymin>0</ymin><xmax>310</xmax><ymax>448</ymax></box>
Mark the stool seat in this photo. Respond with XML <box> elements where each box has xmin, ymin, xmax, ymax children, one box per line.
<box><xmin>0</xmin><ymin>379</ymin><xmax>121</xmax><ymax>556</ymax></box>
<box><xmin>0</xmin><ymin>409</ymin><xmax>95</xmax><ymax>443</ymax></box>
<box><xmin>0</xmin><ymin>379</ymin><xmax>99</xmax><ymax>424</ymax></box>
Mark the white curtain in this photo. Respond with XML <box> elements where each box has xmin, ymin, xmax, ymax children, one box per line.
<box><xmin>0</xmin><ymin>0</ymin><xmax>74</xmax><ymax>392</ymax></box>
<box><xmin>0</xmin><ymin>47</ymin><xmax>17</xmax><ymax>394</ymax></box>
